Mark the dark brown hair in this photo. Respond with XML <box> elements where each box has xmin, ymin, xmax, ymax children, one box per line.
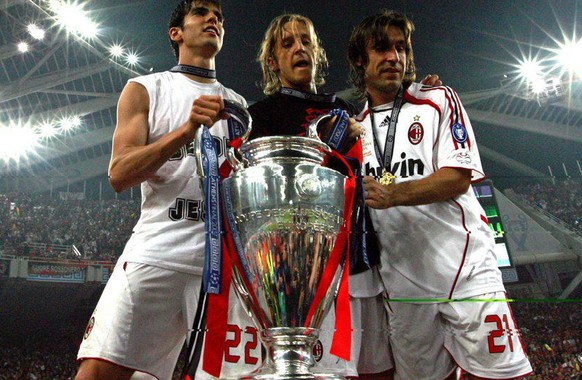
<box><xmin>168</xmin><ymin>0</ymin><xmax>222</xmax><ymax>60</ymax></box>
<box><xmin>347</xmin><ymin>10</ymin><xmax>416</xmax><ymax>99</ymax></box>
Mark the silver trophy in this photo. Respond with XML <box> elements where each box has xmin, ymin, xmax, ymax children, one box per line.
<box><xmin>196</xmin><ymin>109</ymin><xmax>347</xmax><ymax>380</ymax></box>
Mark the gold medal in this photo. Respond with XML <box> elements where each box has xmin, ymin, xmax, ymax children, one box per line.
<box><xmin>379</xmin><ymin>169</ymin><xmax>396</xmax><ymax>185</ymax></box>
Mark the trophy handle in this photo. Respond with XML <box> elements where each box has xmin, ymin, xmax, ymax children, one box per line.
<box><xmin>194</xmin><ymin>100</ymin><xmax>252</xmax><ymax>176</ymax></box>
<box><xmin>226</xmin><ymin>147</ymin><xmax>245</xmax><ymax>171</ymax></box>
<box><xmin>306</xmin><ymin>113</ymin><xmax>334</xmax><ymax>141</ymax></box>
<box><xmin>223</xmin><ymin>99</ymin><xmax>253</xmax><ymax>144</ymax></box>
<box><xmin>193</xmin><ymin>127</ymin><xmax>205</xmax><ymax>180</ymax></box>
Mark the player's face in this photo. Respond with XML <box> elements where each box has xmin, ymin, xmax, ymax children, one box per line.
<box><xmin>174</xmin><ymin>2</ymin><xmax>225</xmax><ymax>57</ymax></box>
<box><xmin>362</xmin><ymin>25</ymin><xmax>407</xmax><ymax>103</ymax></box>
<box><xmin>270</xmin><ymin>21</ymin><xmax>317</xmax><ymax>93</ymax></box>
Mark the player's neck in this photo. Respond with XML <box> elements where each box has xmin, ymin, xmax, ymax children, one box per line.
<box><xmin>177</xmin><ymin>54</ymin><xmax>217</xmax><ymax>84</ymax></box>
<box><xmin>367</xmin><ymin>87</ymin><xmax>398</xmax><ymax>108</ymax></box>
<box><xmin>282</xmin><ymin>81</ymin><xmax>317</xmax><ymax>94</ymax></box>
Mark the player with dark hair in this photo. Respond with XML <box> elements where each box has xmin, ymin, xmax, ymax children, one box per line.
<box><xmin>75</xmin><ymin>1</ymin><xmax>257</xmax><ymax>379</ymax></box>
<box><xmin>349</xmin><ymin>9</ymin><xmax>533</xmax><ymax>380</ymax></box>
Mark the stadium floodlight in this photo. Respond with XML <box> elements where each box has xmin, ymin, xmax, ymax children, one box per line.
<box><xmin>0</xmin><ymin>124</ymin><xmax>40</xmax><ymax>162</ymax></box>
<box><xmin>17</xmin><ymin>42</ymin><xmax>29</xmax><ymax>53</ymax></box>
<box><xmin>554</xmin><ymin>38</ymin><xmax>582</xmax><ymax>79</ymax></box>
<box><xmin>517</xmin><ymin>58</ymin><xmax>551</xmax><ymax>94</ymax></box>
<box><xmin>518</xmin><ymin>58</ymin><xmax>544</xmax><ymax>84</ymax></box>
<box><xmin>109</xmin><ymin>44</ymin><xmax>124</xmax><ymax>58</ymax></box>
<box><xmin>59</xmin><ymin>115</ymin><xmax>82</xmax><ymax>132</ymax></box>
<box><xmin>27</xmin><ymin>24</ymin><xmax>46</xmax><ymax>40</ymax></box>
<box><xmin>126</xmin><ymin>52</ymin><xmax>139</xmax><ymax>66</ymax></box>
<box><xmin>49</xmin><ymin>0</ymin><xmax>99</xmax><ymax>39</ymax></box>
<box><xmin>38</xmin><ymin>121</ymin><xmax>59</xmax><ymax>138</ymax></box>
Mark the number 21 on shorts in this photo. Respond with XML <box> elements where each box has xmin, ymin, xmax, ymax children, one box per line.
<box><xmin>484</xmin><ymin>314</ymin><xmax>515</xmax><ymax>353</ymax></box>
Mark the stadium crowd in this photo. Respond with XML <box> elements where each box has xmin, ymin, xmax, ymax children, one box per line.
<box><xmin>514</xmin><ymin>302</ymin><xmax>582</xmax><ymax>379</ymax></box>
<box><xmin>512</xmin><ymin>178</ymin><xmax>582</xmax><ymax>235</ymax></box>
<box><xmin>1</xmin><ymin>178</ymin><xmax>580</xmax><ymax>263</ymax></box>
<box><xmin>0</xmin><ymin>302</ymin><xmax>579</xmax><ymax>379</ymax></box>
<box><xmin>1</xmin><ymin>180</ymin><xmax>582</xmax><ymax>378</ymax></box>
<box><xmin>0</xmin><ymin>193</ymin><xmax>139</xmax><ymax>261</ymax></box>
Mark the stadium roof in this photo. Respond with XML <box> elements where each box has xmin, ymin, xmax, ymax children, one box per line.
<box><xmin>0</xmin><ymin>0</ymin><xmax>581</xmax><ymax>194</ymax></box>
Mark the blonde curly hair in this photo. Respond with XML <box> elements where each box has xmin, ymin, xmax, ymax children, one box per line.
<box><xmin>257</xmin><ymin>14</ymin><xmax>328</xmax><ymax>95</ymax></box>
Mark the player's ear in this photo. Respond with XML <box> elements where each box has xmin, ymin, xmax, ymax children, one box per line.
<box><xmin>267</xmin><ymin>56</ymin><xmax>279</xmax><ymax>73</ymax></box>
<box><xmin>169</xmin><ymin>26</ymin><xmax>182</xmax><ymax>43</ymax></box>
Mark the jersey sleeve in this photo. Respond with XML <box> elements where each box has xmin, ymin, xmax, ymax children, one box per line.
<box><xmin>435</xmin><ymin>86</ymin><xmax>485</xmax><ymax>183</ymax></box>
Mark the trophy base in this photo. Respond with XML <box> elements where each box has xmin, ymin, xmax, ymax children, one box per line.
<box><xmin>236</xmin><ymin>327</ymin><xmax>346</xmax><ymax>380</ymax></box>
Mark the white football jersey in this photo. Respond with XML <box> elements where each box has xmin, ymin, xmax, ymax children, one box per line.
<box><xmin>358</xmin><ymin>83</ymin><xmax>505</xmax><ymax>300</ymax></box>
<box><xmin>119</xmin><ymin>71</ymin><xmax>247</xmax><ymax>274</ymax></box>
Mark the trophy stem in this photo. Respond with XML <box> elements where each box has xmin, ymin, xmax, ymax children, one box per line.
<box><xmin>238</xmin><ymin>327</ymin><xmax>345</xmax><ymax>380</ymax></box>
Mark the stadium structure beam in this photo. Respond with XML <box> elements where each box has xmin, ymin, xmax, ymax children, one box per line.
<box><xmin>32</xmin><ymin>94</ymin><xmax>120</xmax><ymax>123</ymax></box>
<box><xmin>41</xmin><ymin>89</ymin><xmax>117</xmax><ymax>97</ymax></box>
<box><xmin>6</xmin><ymin>154</ymin><xmax>111</xmax><ymax>193</ymax></box>
<box><xmin>0</xmin><ymin>43</ymin><xmax>25</xmax><ymax>61</ymax></box>
<box><xmin>553</xmin><ymin>98</ymin><xmax>582</xmax><ymax>113</ymax></box>
<box><xmin>455</xmin><ymin>88</ymin><xmax>502</xmax><ymax>106</ymax></box>
<box><xmin>478</xmin><ymin>144</ymin><xmax>546</xmax><ymax>178</ymax></box>
<box><xmin>18</xmin><ymin>40</ymin><xmax>66</xmax><ymax>83</ymax></box>
<box><xmin>0</xmin><ymin>60</ymin><xmax>111</xmax><ymax>103</ymax></box>
<box><xmin>1</xmin><ymin>126</ymin><xmax>114</xmax><ymax>175</ymax></box>
<box><xmin>0</xmin><ymin>0</ymin><xmax>26</xmax><ymax>11</ymax></box>
<box><xmin>512</xmin><ymin>251</ymin><xmax>579</xmax><ymax>265</ymax></box>
<box><xmin>559</xmin><ymin>270</ymin><xmax>582</xmax><ymax>299</ymax></box>
<box><xmin>466</xmin><ymin>108</ymin><xmax>582</xmax><ymax>143</ymax></box>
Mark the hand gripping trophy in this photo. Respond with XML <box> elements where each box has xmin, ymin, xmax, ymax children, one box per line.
<box><xmin>196</xmin><ymin>100</ymin><xmax>352</xmax><ymax>380</ymax></box>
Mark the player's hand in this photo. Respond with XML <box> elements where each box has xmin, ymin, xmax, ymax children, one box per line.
<box><xmin>183</xmin><ymin>95</ymin><xmax>229</xmax><ymax>138</ymax></box>
<box><xmin>420</xmin><ymin>74</ymin><xmax>442</xmax><ymax>87</ymax></box>
<box><xmin>343</xmin><ymin>117</ymin><xmax>364</xmax><ymax>153</ymax></box>
<box><xmin>363</xmin><ymin>175</ymin><xmax>395</xmax><ymax>209</ymax></box>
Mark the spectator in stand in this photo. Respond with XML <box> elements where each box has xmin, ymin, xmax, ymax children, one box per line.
<box><xmin>513</xmin><ymin>179</ymin><xmax>582</xmax><ymax>234</ymax></box>
<box><xmin>0</xmin><ymin>192</ymin><xmax>140</xmax><ymax>261</ymax></box>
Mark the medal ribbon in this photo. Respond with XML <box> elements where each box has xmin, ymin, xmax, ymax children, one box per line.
<box><xmin>280</xmin><ymin>87</ymin><xmax>336</xmax><ymax>103</ymax></box>
<box><xmin>170</xmin><ymin>64</ymin><xmax>216</xmax><ymax>79</ymax></box>
<box><xmin>199</xmin><ymin>100</ymin><xmax>251</xmax><ymax>378</ymax></box>
<box><xmin>369</xmin><ymin>86</ymin><xmax>405</xmax><ymax>174</ymax></box>
<box><xmin>326</xmin><ymin>109</ymin><xmax>349</xmax><ymax>151</ymax></box>
<box><xmin>201</xmin><ymin>126</ymin><xmax>222</xmax><ymax>295</ymax></box>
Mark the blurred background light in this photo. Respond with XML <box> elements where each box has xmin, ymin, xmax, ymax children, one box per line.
<box><xmin>17</xmin><ymin>41</ymin><xmax>29</xmax><ymax>53</ymax></box>
<box><xmin>27</xmin><ymin>24</ymin><xmax>46</xmax><ymax>41</ymax></box>
<box><xmin>48</xmin><ymin>0</ymin><xmax>98</xmax><ymax>39</ymax></box>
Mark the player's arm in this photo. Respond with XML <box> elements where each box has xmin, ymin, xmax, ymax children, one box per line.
<box><xmin>108</xmin><ymin>82</ymin><xmax>226</xmax><ymax>193</ymax></box>
<box><xmin>363</xmin><ymin>167</ymin><xmax>471</xmax><ymax>209</ymax></box>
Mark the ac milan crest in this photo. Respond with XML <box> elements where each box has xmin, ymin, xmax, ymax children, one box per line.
<box><xmin>408</xmin><ymin>122</ymin><xmax>424</xmax><ymax>145</ymax></box>
<box><xmin>312</xmin><ymin>340</ymin><xmax>324</xmax><ymax>362</ymax></box>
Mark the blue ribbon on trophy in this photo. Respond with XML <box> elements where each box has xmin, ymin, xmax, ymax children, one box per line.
<box><xmin>324</xmin><ymin>108</ymin><xmax>379</xmax><ymax>274</ymax></box>
<box><xmin>326</xmin><ymin>108</ymin><xmax>349</xmax><ymax>151</ymax></box>
<box><xmin>224</xmin><ymin>99</ymin><xmax>252</xmax><ymax>142</ymax></box>
<box><xmin>200</xmin><ymin>126</ymin><xmax>222</xmax><ymax>294</ymax></box>
<box><xmin>197</xmin><ymin>100</ymin><xmax>252</xmax><ymax>295</ymax></box>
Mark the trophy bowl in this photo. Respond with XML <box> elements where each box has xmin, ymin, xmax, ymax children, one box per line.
<box><xmin>222</xmin><ymin>136</ymin><xmax>347</xmax><ymax>379</ymax></box>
